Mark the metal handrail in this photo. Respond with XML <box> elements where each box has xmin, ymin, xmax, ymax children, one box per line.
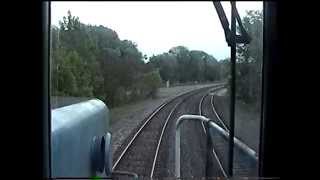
<box><xmin>175</xmin><ymin>115</ymin><xmax>210</xmax><ymax>178</ymax></box>
<box><xmin>175</xmin><ymin>115</ymin><xmax>258</xmax><ymax>178</ymax></box>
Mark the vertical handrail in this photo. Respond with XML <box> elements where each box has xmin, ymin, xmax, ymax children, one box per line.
<box><xmin>175</xmin><ymin>115</ymin><xmax>210</xmax><ymax>178</ymax></box>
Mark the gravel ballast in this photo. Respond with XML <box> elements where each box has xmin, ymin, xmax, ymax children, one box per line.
<box><xmin>109</xmin><ymin>83</ymin><xmax>219</xmax><ymax>157</ymax></box>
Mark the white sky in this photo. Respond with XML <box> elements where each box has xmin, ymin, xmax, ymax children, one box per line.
<box><xmin>51</xmin><ymin>1</ymin><xmax>262</xmax><ymax>60</ymax></box>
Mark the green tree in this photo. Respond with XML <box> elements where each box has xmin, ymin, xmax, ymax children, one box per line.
<box><xmin>51</xmin><ymin>10</ymin><xmax>225</xmax><ymax>108</ymax></box>
<box><xmin>236</xmin><ymin>10</ymin><xmax>263</xmax><ymax>105</ymax></box>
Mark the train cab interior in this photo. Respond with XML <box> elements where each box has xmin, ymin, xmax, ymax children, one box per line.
<box><xmin>41</xmin><ymin>1</ymin><xmax>280</xmax><ymax>179</ymax></box>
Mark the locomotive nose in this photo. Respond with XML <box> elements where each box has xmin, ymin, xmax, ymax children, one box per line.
<box><xmin>51</xmin><ymin>99</ymin><xmax>113</xmax><ymax>178</ymax></box>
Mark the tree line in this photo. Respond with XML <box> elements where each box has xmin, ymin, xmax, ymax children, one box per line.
<box><xmin>51</xmin><ymin>10</ymin><xmax>262</xmax><ymax>108</ymax></box>
<box><xmin>147</xmin><ymin>46</ymin><xmax>223</xmax><ymax>84</ymax></box>
<box><xmin>146</xmin><ymin>10</ymin><xmax>263</xmax><ymax>107</ymax></box>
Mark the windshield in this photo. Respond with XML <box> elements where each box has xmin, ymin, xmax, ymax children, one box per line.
<box><xmin>50</xmin><ymin>1</ymin><xmax>263</xmax><ymax>179</ymax></box>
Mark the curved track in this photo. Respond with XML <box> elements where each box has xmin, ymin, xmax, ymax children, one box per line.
<box><xmin>152</xmin><ymin>85</ymin><xmax>225</xmax><ymax>178</ymax></box>
<box><xmin>199</xmin><ymin>89</ymin><xmax>228</xmax><ymax>178</ymax></box>
<box><xmin>112</xmin><ymin>84</ymin><xmax>224</xmax><ymax>178</ymax></box>
<box><xmin>200</xmin><ymin>88</ymin><xmax>259</xmax><ymax>177</ymax></box>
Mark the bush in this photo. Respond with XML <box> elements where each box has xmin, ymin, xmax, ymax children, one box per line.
<box><xmin>142</xmin><ymin>70</ymin><xmax>162</xmax><ymax>99</ymax></box>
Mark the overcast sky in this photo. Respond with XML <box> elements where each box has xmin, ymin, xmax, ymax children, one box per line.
<box><xmin>51</xmin><ymin>1</ymin><xmax>262</xmax><ymax>61</ymax></box>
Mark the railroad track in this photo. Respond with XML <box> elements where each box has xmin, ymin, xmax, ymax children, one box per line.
<box><xmin>199</xmin><ymin>86</ymin><xmax>227</xmax><ymax>135</ymax></box>
<box><xmin>198</xmin><ymin>87</ymin><xmax>228</xmax><ymax>178</ymax></box>
<box><xmin>199</xmin><ymin>88</ymin><xmax>259</xmax><ymax>177</ymax></box>
<box><xmin>112</xmin><ymin>84</ymin><xmax>225</xmax><ymax>178</ymax></box>
<box><xmin>210</xmin><ymin>92</ymin><xmax>229</xmax><ymax>131</ymax></box>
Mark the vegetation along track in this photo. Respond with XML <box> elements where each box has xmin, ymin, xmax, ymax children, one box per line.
<box><xmin>199</xmin><ymin>88</ymin><xmax>259</xmax><ymax>177</ymax></box>
<box><xmin>112</xmin><ymin>84</ymin><xmax>225</xmax><ymax>178</ymax></box>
